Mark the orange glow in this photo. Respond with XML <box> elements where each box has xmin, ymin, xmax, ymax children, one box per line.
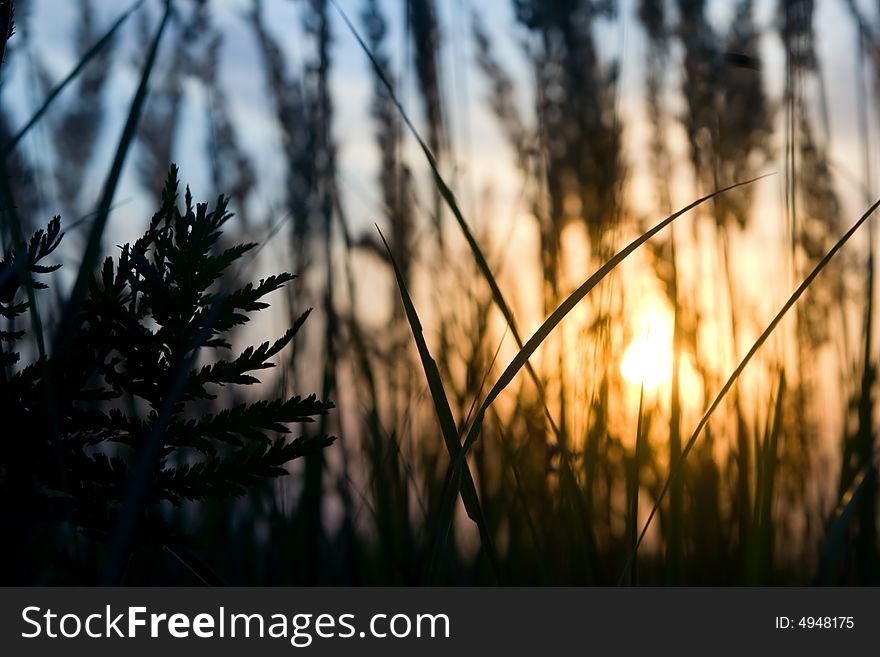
<box><xmin>620</xmin><ymin>309</ymin><xmax>673</xmax><ymax>391</ymax></box>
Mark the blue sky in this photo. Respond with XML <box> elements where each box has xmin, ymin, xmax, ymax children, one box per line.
<box><xmin>4</xmin><ymin>0</ymin><xmax>879</xmax><ymax>322</ymax></box>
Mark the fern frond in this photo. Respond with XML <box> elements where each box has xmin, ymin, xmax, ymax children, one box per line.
<box><xmin>156</xmin><ymin>434</ymin><xmax>335</xmax><ymax>504</ymax></box>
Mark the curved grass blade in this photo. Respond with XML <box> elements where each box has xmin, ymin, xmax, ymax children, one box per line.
<box><xmin>336</xmin><ymin>0</ymin><xmax>774</xmax><ymax>579</ymax></box>
<box><xmin>432</xmin><ymin>176</ymin><xmax>770</xmax><ymax>567</ymax></box>
<box><xmin>461</xmin><ymin>177</ymin><xmax>771</xmax><ymax>450</ymax></box>
<box><xmin>376</xmin><ymin>227</ymin><xmax>501</xmax><ymax>583</ymax></box>
<box><xmin>334</xmin><ymin>0</ymin><xmax>591</xmax><ymax>565</ymax></box>
<box><xmin>3</xmin><ymin>0</ymin><xmax>145</xmax><ymax>157</ymax></box>
<box><xmin>55</xmin><ymin>0</ymin><xmax>171</xmax><ymax>350</ymax></box>
<box><xmin>341</xmin><ymin>1</ymin><xmax>661</xmax><ymax>563</ymax></box>
<box><xmin>618</xmin><ymin>196</ymin><xmax>880</xmax><ymax>585</ymax></box>
<box><xmin>332</xmin><ymin>0</ymin><xmax>565</xmax><ymax>440</ymax></box>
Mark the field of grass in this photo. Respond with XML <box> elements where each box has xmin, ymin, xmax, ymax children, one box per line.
<box><xmin>1</xmin><ymin>0</ymin><xmax>880</xmax><ymax>585</ymax></box>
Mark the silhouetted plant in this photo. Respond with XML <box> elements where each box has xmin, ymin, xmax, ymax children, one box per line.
<box><xmin>0</xmin><ymin>166</ymin><xmax>334</xmax><ymax>582</ymax></box>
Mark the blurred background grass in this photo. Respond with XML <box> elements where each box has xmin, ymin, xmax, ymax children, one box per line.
<box><xmin>2</xmin><ymin>0</ymin><xmax>880</xmax><ymax>584</ymax></box>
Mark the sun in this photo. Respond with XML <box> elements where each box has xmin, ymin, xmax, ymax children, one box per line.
<box><xmin>620</xmin><ymin>310</ymin><xmax>673</xmax><ymax>391</ymax></box>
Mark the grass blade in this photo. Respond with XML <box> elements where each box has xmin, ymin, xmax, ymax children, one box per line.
<box><xmin>333</xmin><ymin>0</ymin><xmax>563</xmax><ymax>441</ymax></box>
<box><xmin>335</xmin><ymin>1</ymin><xmax>504</xmax><ymax>578</ymax></box>
<box><xmin>3</xmin><ymin>0</ymin><xmax>144</xmax><ymax>157</ymax></box>
<box><xmin>333</xmin><ymin>3</ymin><xmax>606</xmax><ymax>563</ymax></box>
<box><xmin>464</xmin><ymin>177</ymin><xmax>771</xmax><ymax>443</ymax></box>
<box><xmin>619</xmin><ymin>196</ymin><xmax>880</xmax><ymax>585</ymax></box>
<box><xmin>627</xmin><ymin>383</ymin><xmax>646</xmax><ymax>586</ymax></box>
<box><xmin>376</xmin><ymin>227</ymin><xmax>501</xmax><ymax>583</ymax></box>
<box><xmin>434</xmin><ymin>176</ymin><xmax>770</xmax><ymax>563</ymax></box>
<box><xmin>55</xmin><ymin>0</ymin><xmax>171</xmax><ymax>350</ymax></box>
<box><xmin>337</xmin><ymin>6</ymin><xmax>771</xmax><ymax>572</ymax></box>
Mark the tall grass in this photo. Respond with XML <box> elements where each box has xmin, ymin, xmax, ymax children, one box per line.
<box><xmin>2</xmin><ymin>0</ymin><xmax>879</xmax><ymax>585</ymax></box>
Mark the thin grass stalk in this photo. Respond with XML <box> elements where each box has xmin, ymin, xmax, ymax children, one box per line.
<box><xmin>54</xmin><ymin>0</ymin><xmax>171</xmax><ymax>352</ymax></box>
<box><xmin>437</xmin><ymin>177</ymin><xmax>771</xmax><ymax>561</ymax></box>
<box><xmin>335</xmin><ymin>196</ymin><xmax>413</xmax><ymax>581</ymax></box>
<box><xmin>0</xmin><ymin>1</ymin><xmax>77</xmax><ymax>545</ymax></box>
<box><xmin>25</xmin><ymin>5</ymin><xmax>170</xmax><ymax>580</ymax></box>
<box><xmin>333</xmin><ymin>0</ymin><xmax>564</xmax><ymax>442</ymax></box>
<box><xmin>491</xmin><ymin>402</ymin><xmax>546</xmax><ymax>577</ymax></box>
<box><xmin>376</xmin><ymin>227</ymin><xmax>501</xmax><ymax>583</ymax></box>
<box><xmin>667</xmin><ymin>231</ymin><xmax>684</xmax><ymax>584</ymax></box>
<box><xmin>854</xmin><ymin>26</ymin><xmax>877</xmax><ymax>586</ymax></box>
<box><xmin>855</xmin><ymin>236</ymin><xmax>875</xmax><ymax>584</ymax></box>
<box><xmin>747</xmin><ymin>370</ymin><xmax>783</xmax><ymax>584</ymax></box>
<box><xmin>719</xmin><ymin>227</ymin><xmax>752</xmax><ymax>568</ymax></box>
<box><xmin>3</xmin><ymin>0</ymin><xmax>143</xmax><ymax>157</ymax></box>
<box><xmin>338</xmin><ymin>4</ymin><xmax>607</xmax><ymax>569</ymax></box>
<box><xmin>294</xmin><ymin>0</ymin><xmax>337</xmax><ymax>586</ymax></box>
<box><xmin>620</xmin><ymin>196</ymin><xmax>880</xmax><ymax>585</ymax></box>
<box><xmin>340</xmin><ymin>6</ymin><xmax>777</xmax><ymax>583</ymax></box>
<box><xmin>335</xmin><ymin>0</ymin><xmax>576</xmax><ymax>571</ymax></box>
<box><xmin>627</xmin><ymin>383</ymin><xmax>646</xmax><ymax>586</ymax></box>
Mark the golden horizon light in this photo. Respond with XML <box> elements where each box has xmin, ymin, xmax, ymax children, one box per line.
<box><xmin>620</xmin><ymin>310</ymin><xmax>674</xmax><ymax>391</ymax></box>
